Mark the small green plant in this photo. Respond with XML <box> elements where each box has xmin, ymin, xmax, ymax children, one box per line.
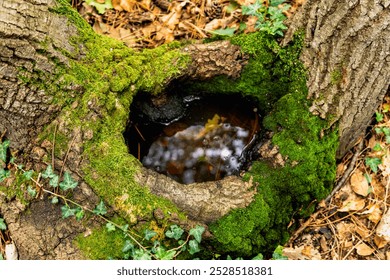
<box><xmin>0</xmin><ymin>218</ymin><xmax>6</xmax><ymax>231</ymax></box>
<box><xmin>242</xmin><ymin>0</ymin><xmax>290</xmax><ymax>36</ymax></box>
<box><xmin>210</xmin><ymin>0</ymin><xmax>290</xmax><ymax>37</ymax></box>
<box><xmin>85</xmin><ymin>0</ymin><xmax>113</xmax><ymax>14</ymax></box>
<box><xmin>122</xmin><ymin>224</ymin><xmax>205</xmax><ymax>260</ymax></box>
<box><xmin>0</xmin><ymin>138</ymin><xmax>206</xmax><ymax>260</ymax></box>
<box><xmin>365</xmin><ymin>157</ymin><xmax>382</xmax><ymax>173</ymax></box>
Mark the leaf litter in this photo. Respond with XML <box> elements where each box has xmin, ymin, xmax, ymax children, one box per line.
<box><xmin>72</xmin><ymin>0</ymin><xmax>305</xmax><ymax>49</ymax></box>
<box><xmin>285</xmin><ymin>94</ymin><xmax>390</xmax><ymax>260</ymax></box>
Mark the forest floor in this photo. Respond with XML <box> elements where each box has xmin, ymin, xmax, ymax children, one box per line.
<box><xmin>2</xmin><ymin>0</ymin><xmax>389</xmax><ymax>260</ymax></box>
<box><xmin>74</xmin><ymin>0</ymin><xmax>390</xmax><ymax>260</ymax></box>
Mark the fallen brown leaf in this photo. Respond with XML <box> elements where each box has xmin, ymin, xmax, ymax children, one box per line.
<box><xmin>338</xmin><ymin>198</ymin><xmax>365</xmax><ymax>212</ymax></box>
<box><xmin>283</xmin><ymin>246</ymin><xmax>321</xmax><ymax>260</ymax></box>
<box><xmin>350</xmin><ymin>170</ymin><xmax>370</xmax><ymax>197</ymax></box>
<box><xmin>356</xmin><ymin>243</ymin><xmax>374</xmax><ymax>256</ymax></box>
<box><xmin>374</xmin><ymin>234</ymin><xmax>388</xmax><ymax>249</ymax></box>
<box><xmin>376</xmin><ymin>208</ymin><xmax>390</xmax><ymax>242</ymax></box>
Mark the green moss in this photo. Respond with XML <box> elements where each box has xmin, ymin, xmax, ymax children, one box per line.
<box><xmin>76</xmin><ymin>219</ymin><xmax>126</xmax><ymax>259</ymax></box>
<box><xmin>208</xmin><ymin>33</ymin><xmax>338</xmax><ymax>258</ymax></box>
<box><xmin>178</xmin><ymin>32</ymin><xmax>306</xmax><ymax>115</ymax></box>
<box><xmin>26</xmin><ymin>0</ymin><xmax>191</xmax><ymax>258</ymax></box>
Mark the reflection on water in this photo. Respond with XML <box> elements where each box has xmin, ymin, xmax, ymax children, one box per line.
<box><xmin>126</xmin><ymin>93</ymin><xmax>261</xmax><ymax>184</ymax></box>
<box><xmin>142</xmin><ymin>120</ymin><xmax>253</xmax><ymax>184</ymax></box>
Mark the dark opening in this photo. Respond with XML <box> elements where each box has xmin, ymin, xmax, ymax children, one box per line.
<box><xmin>124</xmin><ymin>92</ymin><xmax>263</xmax><ymax>184</ymax></box>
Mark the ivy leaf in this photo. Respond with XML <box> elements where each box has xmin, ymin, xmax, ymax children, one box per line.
<box><xmin>27</xmin><ymin>185</ymin><xmax>37</xmax><ymax>198</ymax></box>
<box><xmin>0</xmin><ymin>169</ymin><xmax>10</xmax><ymax>182</ymax></box>
<box><xmin>165</xmin><ymin>224</ymin><xmax>184</xmax><ymax>240</ymax></box>
<box><xmin>189</xmin><ymin>225</ymin><xmax>205</xmax><ymax>243</ymax></box>
<box><xmin>373</xmin><ymin>143</ymin><xmax>383</xmax><ymax>151</ymax></box>
<box><xmin>22</xmin><ymin>170</ymin><xmax>33</xmax><ymax>181</ymax></box>
<box><xmin>42</xmin><ymin>164</ymin><xmax>55</xmax><ymax>179</ymax></box>
<box><xmin>0</xmin><ymin>140</ymin><xmax>10</xmax><ymax>163</ymax></box>
<box><xmin>0</xmin><ymin>218</ymin><xmax>7</xmax><ymax>230</ymax></box>
<box><xmin>383</xmin><ymin>127</ymin><xmax>390</xmax><ymax>136</ymax></box>
<box><xmin>132</xmin><ymin>249</ymin><xmax>152</xmax><ymax>260</ymax></box>
<box><xmin>61</xmin><ymin>204</ymin><xmax>76</xmax><ymax>219</ymax></box>
<box><xmin>106</xmin><ymin>222</ymin><xmax>116</xmax><ymax>232</ymax></box>
<box><xmin>144</xmin><ymin>229</ymin><xmax>157</xmax><ymax>241</ymax></box>
<box><xmin>49</xmin><ymin>174</ymin><xmax>59</xmax><ymax>188</ymax></box>
<box><xmin>75</xmin><ymin>207</ymin><xmax>84</xmax><ymax>221</ymax></box>
<box><xmin>59</xmin><ymin>172</ymin><xmax>78</xmax><ymax>191</ymax></box>
<box><xmin>121</xmin><ymin>224</ymin><xmax>129</xmax><ymax>233</ymax></box>
<box><xmin>270</xmin><ymin>0</ymin><xmax>287</xmax><ymax>6</ymax></box>
<box><xmin>155</xmin><ymin>247</ymin><xmax>176</xmax><ymax>260</ymax></box>
<box><xmin>122</xmin><ymin>240</ymin><xmax>134</xmax><ymax>253</ymax></box>
<box><xmin>242</xmin><ymin>0</ymin><xmax>263</xmax><ymax>16</ymax></box>
<box><xmin>178</xmin><ymin>240</ymin><xmax>187</xmax><ymax>252</ymax></box>
<box><xmin>93</xmin><ymin>200</ymin><xmax>107</xmax><ymax>215</ymax></box>
<box><xmin>252</xmin><ymin>253</ymin><xmax>264</xmax><ymax>260</ymax></box>
<box><xmin>376</xmin><ymin>111</ymin><xmax>384</xmax><ymax>122</ymax></box>
<box><xmin>209</xmin><ymin>27</ymin><xmax>237</xmax><ymax>37</ymax></box>
<box><xmin>51</xmin><ymin>196</ymin><xmax>59</xmax><ymax>204</ymax></box>
<box><xmin>188</xmin><ymin>240</ymin><xmax>200</xmax><ymax>255</ymax></box>
<box><xmin>365</xmin><ymin>157</ymin><xmax>382</xmax><ymax>173</ymax></box>
<box><xmin>272</xmin><ymin>245</ymin><xmax>288</xmax><ymax>260</ymax></box>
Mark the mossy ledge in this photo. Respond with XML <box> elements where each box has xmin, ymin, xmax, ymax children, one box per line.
<box><xmin>28</xmin><ymin>0</ymin><xmax>338</xmax><ymax>259</ymax></box>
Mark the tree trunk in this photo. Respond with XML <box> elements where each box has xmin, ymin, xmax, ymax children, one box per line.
<box><xmin>1</xmin><ymin>0</ymin><xmax>389</xmax><ymax>259</ymax></box>
<box><xmin>283</xmin><ymin>0</ymin><xmax>390</xmax><ymax>158</ymax></box>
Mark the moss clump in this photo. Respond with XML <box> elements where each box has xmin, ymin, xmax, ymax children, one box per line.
<box><xmin>76</xmin><ymin>220</ymin><xmax>126</xmax><ymax>259</ymax></box>
<box><xmin>208</xmin><ymin>34</ymin><xmax>338</xmax><ymax>257</ymax></box>
<box><xmin>29</xmin><ymin>0</ymin><xmax>191</xmax><ymax>257</ymax></box>
<box><xmin>176</xmin><ymin>32</ymin><xmax>305</xmax><ymax>116</ymax></box>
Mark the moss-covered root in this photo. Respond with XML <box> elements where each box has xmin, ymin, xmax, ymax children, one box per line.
<box><xmin>210</xmin><ymin>92</ymin><xmax>338</xmax><ymax>257</ymax></box>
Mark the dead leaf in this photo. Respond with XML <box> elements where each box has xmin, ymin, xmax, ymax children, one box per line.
<box><xmin>367</xmin><ymin>204</ymin><xmax>382</xmax><ymax>224</ymax></box>
<box><xmin>336</xmin><ymin>162</ymin><xmax>346</xmax><ymax>179</ymax></box>
<box><xmin>374</xmin><ymin>234</ymin><xmax>388</xmax><ymax>249</ymax></box>
<box><xmin>282</xmin><ymin>246</ymin><xmax>321</xmax><ymax>260</ymax></box>
<box><xmin>112</xmin><ymin>0</ymin><xmax>137</xmax><ymax>12</ymax></box>
<box><xmin>356</xmin><ymin>243</ymin><xmax>374</xmax><ymax>256</ymax></box>
<box><xmin>355</xmin><ymin>226</ymin><xmax>370</xmax><ymax>240</ymax></box>
<box><xmin>338</xmin><ymin>198</ymin><xmax>365</xmax><ymax>212</ymax></box>
<box><xmin>301</xmin><ymin>245</ymin><xmax>313</xmax><ymax>258</ymax></box>
<box><xmin>378</xmin><ymin>153</ymin><xmax>390</xmax><ymax>177</ymax></box>
<box><xmin>386</xmin><ymin>251</ymin><xmax>390</xmax><ymax>260</ymax></box>
<box><xmin>350</xmin><ymin>170</ymin><xmax>370</xmax><ymax>197</ymax></box>
<box><xmin>376</xmin><ymin>208</ymin><xmax>390</xmax><ymax>242</ymax></box>
<box><xmin>336</xmin><ymin>222</ymin><xmax>354</xmax><ymax>240</ymax></box>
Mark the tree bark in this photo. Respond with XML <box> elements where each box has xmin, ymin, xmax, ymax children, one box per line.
<box><xmin>282</xmin><ymin>0</ymin><xmax>390</xmax><ymax>158</ymax></box>
<box><xmin>1</xmin><ymin>0</ymin><xmax>389</xmax><ymax>259</ymax></box>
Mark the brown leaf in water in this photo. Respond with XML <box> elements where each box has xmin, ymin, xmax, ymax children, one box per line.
<box><xmin>356</xmin><ymin>243</ymin><xmax>374</xmax><ymax>256</ymax></box>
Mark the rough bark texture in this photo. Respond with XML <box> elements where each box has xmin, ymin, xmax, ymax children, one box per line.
<box><xmin>135</xmin><ymin>167</ymin><xmax>256</xmax><ymax>223</ymax></box>
<box><xmin>0</xmin><ymin>0</ymin><xmax>78</xmax><ymax>151</ymax></box>
<box><xmin>283</xmin><ymin>0</ymin><xmax>390</xmax><ymax>158</ymax></box>
<box><xmin>182</xmin><ymin>40</ymin><xmax>248</xmax><ymax>80</ymax></box>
